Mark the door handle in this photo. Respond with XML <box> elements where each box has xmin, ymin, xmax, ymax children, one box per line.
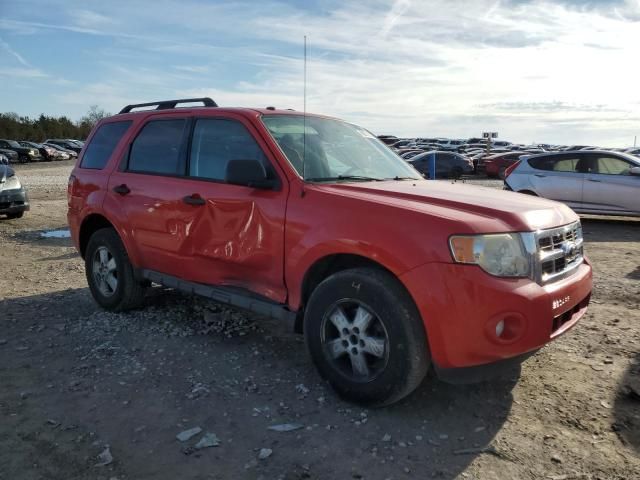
<box><xmin>587</xmin><ymin>178</ymin><xmax>601</xmax><ymax>182</ymax></box>
<box><xmin>534</xmin><ymin>173</ymin><xmax>546</xmax><ymax>178</ymax></box>
<box><xmin>112</xmin><ymin>184</ymin><xmax>130</xmax><ymax>195</ymax></box>
<box><xmin>183</xmin><ymin>194</ymin><xmax>206</xmax><ymax>206</ymax></box>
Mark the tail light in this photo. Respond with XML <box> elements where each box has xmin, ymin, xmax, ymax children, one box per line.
<box><xmin>504</xmin><ymin>160</ymin><xmax>520</xmax><ymax>179</ymax></box>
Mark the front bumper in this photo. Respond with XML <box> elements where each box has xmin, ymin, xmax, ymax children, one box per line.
<box><xmin>400</xmin><ymin>259</ymin><xmax>592</xmax><ymax>373</ymax></box>
<box><xmin>0</xmin><ymin>188</ymin><xmax>30</xmax><ymax>214</ymax></box>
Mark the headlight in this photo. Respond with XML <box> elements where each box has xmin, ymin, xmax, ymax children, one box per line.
<box><xmin>449</xmin><ymin>233</ymin><xmax>530</xmax><ymax>277</ymax></box>
<box><xmin>3</xmin><ymin>175</ymin><xmax>21</xmax><ymax>190</ymax></box>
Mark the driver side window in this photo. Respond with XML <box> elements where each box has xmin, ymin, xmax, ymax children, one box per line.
<box><xmin>189</xmin><ymin>119</ymin><xmax>272</xmax><ymax>182</ymax></box>
<box><xmin>594</xmin><ymin>156</ymin><xmax>632</xmax><ymax>175</ymax></box>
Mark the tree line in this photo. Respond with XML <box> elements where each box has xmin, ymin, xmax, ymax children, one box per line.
<box><xmin>0</xmin><ymin>106</ymin><xmax>110</xmax><ymax>142</ymax></box>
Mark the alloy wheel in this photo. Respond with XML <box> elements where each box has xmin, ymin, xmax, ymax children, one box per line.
<box><xmin>320</xmin><ymin>300</ymin><xmax>389</xmax><ymax>382</ymax></box>
<box><xmin>92</xmin><ymin>246</ymin><xmax>118</xmax><ymax>297</ymax></box>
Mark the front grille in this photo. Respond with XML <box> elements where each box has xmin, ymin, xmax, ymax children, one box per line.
<box><xmin>536</xmin><ymin>221</ymin><xmax>584</xmax><ymax>284</ymax></box>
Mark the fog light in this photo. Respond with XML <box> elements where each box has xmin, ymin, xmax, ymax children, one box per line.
<box><xmin>495</xmin><ymin>320</ymin><xmax>505</xmax><ymax>337</ymax></box>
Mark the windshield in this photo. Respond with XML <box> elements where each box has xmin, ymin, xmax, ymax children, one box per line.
<box><xmin>262</xmin><ymin>115</ymin><xmax>421</xmax><ymax>182</ymax></box>
<box><xmin>6</xmin><ymin>140</ymin><xmax>21</xmax><ymax>148</ymax></box>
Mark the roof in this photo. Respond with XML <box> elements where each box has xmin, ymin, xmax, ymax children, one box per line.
<box><xmin>521</xmin><ymin>149</ymin><xmax>640</xmax><ymax>164</ymax></box>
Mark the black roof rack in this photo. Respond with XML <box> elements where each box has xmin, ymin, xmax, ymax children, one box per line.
<box><xmin>119</xmin><ymin>97</ymin><xmax>218</xmax><ymax>114</ymax></box>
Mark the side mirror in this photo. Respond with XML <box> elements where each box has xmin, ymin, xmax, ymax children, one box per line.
<box><xmin>630</xmin><ymin>166</ymin><xmax>640</xmax><ymax>176</ymax></box>
<box><xmin>225</xmin><ymin>159</ymin><xmax>278</xmax><ymax>189</ymax></box>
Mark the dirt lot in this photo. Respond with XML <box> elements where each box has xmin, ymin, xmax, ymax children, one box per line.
<box><xmin>1</xmin><ymin>160</ymin><xmax>639</xmax><ymax>480</ymax></box>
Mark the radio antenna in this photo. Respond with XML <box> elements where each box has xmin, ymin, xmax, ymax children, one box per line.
<box><xmin>302</xmin><ymin>35</ymin><xmax>307</xmax><ymax>185</ymax></box>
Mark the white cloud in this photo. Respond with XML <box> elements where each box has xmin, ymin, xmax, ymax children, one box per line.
<box><xmin>0</xmin><ymin>37</ymin><xmax>31</xmax><ymax>67</ymax></box>
<box><xmin>0</xmin><ymin>67</ymin><xmax>48</xmax><ymax>78</ymax></box>
<box><xmin>1</xmin><ymin>0</ymin><xmax>639</xmax><ymax>145</ymax></box>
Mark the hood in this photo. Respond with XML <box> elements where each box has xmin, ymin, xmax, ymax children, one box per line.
<box><xmin>313</xmin><ymin>180</ymin><xmax>578</xmax><ymax>232</ymax></box>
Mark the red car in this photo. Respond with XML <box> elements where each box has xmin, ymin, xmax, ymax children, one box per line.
<box><xmin>484</xmin><ymin>152</ymin><xmax>524</xmax><ymax>178</ymax></box>
<box><xmin>67</xmin><ymin>98</ymin><xmax>592</xmax><ymax>406</ymax></box>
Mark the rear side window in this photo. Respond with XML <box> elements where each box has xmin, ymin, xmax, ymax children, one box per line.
<box><xmin>128</xmin><ymin>119</ymin><xmax>187</xmax><ymax>175</ymax></box>
<box><xmin>188</xmin><ymin>119</ymin><xmax>270</xmax><ymax>181</ymax></box>
<box><xmin>528</xmin><ymin>156</ymin><xmax>579</xmax><ymax>172</ymax></box>
<box><xmin>553</xmin><ymin>158</ymin><xmax>578</xmax><ymax>172</ymax></box>
<box><xmin>81</xmin><ymin>121</ymin><xmax>132</xmax><ymax>169</ymax></box>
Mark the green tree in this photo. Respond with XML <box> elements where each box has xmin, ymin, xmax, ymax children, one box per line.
<box><xmin>0</xmin><ymin>106</ymin><xmax>111</xmax><ymax>141</ymax></box>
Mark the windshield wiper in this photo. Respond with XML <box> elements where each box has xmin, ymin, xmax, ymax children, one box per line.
<box><xmin>386</xmin><ymin>176</ymin><xmax>419</xmax><ymax>181</ymax></box>
<box><xmin>305</xmin><ymin>175</ymin><xmax>384</xmax><ymax>183</ymax></box>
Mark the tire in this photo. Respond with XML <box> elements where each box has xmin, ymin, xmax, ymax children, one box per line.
<box><xmin>7</xmin><ymin>212</ymin><xmax>24</xmax><ymax>219</ymax></box>
<box><xmin>498</xmin><ymin>166</ymin><xmax>506</xmax><ymax>179</ymax></box>
<box><xmin>304</xmin><ymin>267</ymin><xmax>429</xmax><ymax>406</ymax></box>
<box><xmin>450</xmin><ymin>167</ymin><xmax>463</xmax><ymax>179</ymax></box>
<box><xmin>18</xmin><ymin>155</ymin><xmax>28</xmax><ymax>164</ymax></box>
<box><xmin>85</xmin><ymin>227</ymin><xmax>146</xmax><ymax>311</ymax></box>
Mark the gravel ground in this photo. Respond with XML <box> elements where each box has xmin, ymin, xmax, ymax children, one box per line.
<box><xmin>1</xmin><ymin>161</ymin><xmax>639</xmax><ymax>480</ymax></box>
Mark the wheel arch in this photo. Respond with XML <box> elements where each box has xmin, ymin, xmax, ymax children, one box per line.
<box><xmin>79</xmin><ymin>214</ymin><xmax>114</xmax><ymax>259</ymax></box>
<box><xmin>294</xmin><ymin>253</ymin><xmax>419</xmax><ymax>334</ymax></box>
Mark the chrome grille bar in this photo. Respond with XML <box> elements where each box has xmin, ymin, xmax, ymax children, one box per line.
<box><xmin>534</xmin><ymin>221</ymin><xmax>584</xmax><ymax>285</ymax></box>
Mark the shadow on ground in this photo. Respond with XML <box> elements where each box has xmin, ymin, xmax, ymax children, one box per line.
<box><xmin>613</xmin><ymin>353</ymin><xmax>640</xmax><ymax>454</ymax></box>
<box><xmin>581</xmin><ymin>217</ymin><xmax>640</xmax><ymax>244</ymax></box>
<box><xmin>0</xmin><ymin>287</ymin><xmax>517</xmax><ymax>479</ymax></box>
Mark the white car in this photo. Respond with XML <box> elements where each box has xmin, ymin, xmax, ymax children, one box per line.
<box><xmin>505</xmin><ymin>150</ymin><xmax>640</xmax><ymax>217</ymax></box>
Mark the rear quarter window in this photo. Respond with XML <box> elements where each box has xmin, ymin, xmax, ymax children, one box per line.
<box><xmin>528</xmin><ymin>156</ymin><xmax>556</xmax><ymax>171</ymax></box>
<box><xmin>81</xmin><ymin>121</ymin><xmax>132</xmax><ymax>169</ymax></box>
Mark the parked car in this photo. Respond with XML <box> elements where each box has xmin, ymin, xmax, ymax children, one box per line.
<box><xmin>466</xmin><ymin>137</ymin><xmax>489</xmax><ymax>145</ymax></box>
<box><xmin>436</xmin><ymin>139</ymin><xmax>466</xmax><ymax>151</ymax></box>
<box><xmin>19</xmin><ymin>141</ymin><xmax>58</xmax><ymax>161</ymax></box>
<box><xmin>0</xmin><ymin>163</ymin><xmax>29</xmax><ymax>219</ymax></box>
<box><xmin>44</xmin><ymin>143</ymin><xmax>76</xmax><ymax>160</ymax></box>
<box><xmin>505</xmin><ymin>150</ymin><xmax>640</xmax><ymax>217</ymax></box>
<box><xmin>68</xmin><ymin>97</ymin><xmax>592</xmax><ymax>406</ymax></box>
<box><xmin>407</xmin><ymin>151</ymin><xmax>474</xmax><ymax>178</ymax></box>
<box><xmin>44</xmin><ymin>139</ymin><xmax>83</xmax><ymax>153</ymax></box>
<box><xmin>0</xmin><ymin>139</ymin><xmax>43</xmax><ymax>163</ymax></box>
<box><xmin>483</xmin><ymin>152</ymin><xmax>524</xmax><ymax>178</ymax></box>
<box><xmin>475</xmin><ymin>148</ymin><xmax>512</xmax><ymax>174</ymax></box>
<box><xmin>389</xmin><ymin>140</ymin><xmax>413</xmax><ymax>149</ymax></box>
<box><xmin>399</xmin><ymin>150</ymin><xmax>425</xmax><ymax>160</ymax></box>
<box><xmin>0</xmin><ymin>148</ymin><xmax>19</xmax><ymax>164</ymax></box>
<box><xmin>561</xmin><ymin>145</ymin><xmax>590</xmax><ymax>151</ymax></box>
<box><xmin>622</xmin><ymin>147</ymin><xmax>640</xmax><ymax>156</ymax></box>
<box><xmin>376</xmin><ymin>135</ymin><xmax>398</xmax><ymax>145</ymax></box>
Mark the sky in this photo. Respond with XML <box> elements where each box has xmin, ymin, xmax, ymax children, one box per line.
<box><xmin>0</xmin><ymin>0</ymin><xmax>639</xmax><ymax>146</ymax></box>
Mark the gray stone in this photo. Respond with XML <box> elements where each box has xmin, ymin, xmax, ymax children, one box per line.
<box><xmin>267</xmin><ymin>423</ymin><xmax>304</xmax><ymax>432</ymax></box>
<box><xmin>195</xmin><ymin>432</ymin><xmax>220</xmax><ymax>449</ymax></box>
<box><xmin>95</xmin><ymin>446</ymin><xmax>113</xmax><ymax>466</ymax></box>
<box><xmin>176</xmin><ymin>427</ymin><xmax>202</xmax><ymax>442</ymax></box>
<box><xmin>258</xmin><ymin>448</ymin><xmax>273</xmax><ymax>460</ymax></box>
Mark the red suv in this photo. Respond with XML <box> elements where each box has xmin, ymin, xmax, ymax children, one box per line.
<box><xmin>68</xmin><ymin>98</ymin><xmax>593</xmax><ymax>406</ymax></box>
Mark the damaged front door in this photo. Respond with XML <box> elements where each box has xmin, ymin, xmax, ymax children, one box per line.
<box><xmin>178</xmin><ymin>115</ymin><xmax>288</xmax><ymax>303</ymax></box>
